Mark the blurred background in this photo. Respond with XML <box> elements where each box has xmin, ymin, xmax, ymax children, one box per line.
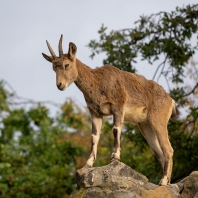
<box><xmin>1</xmin><ymin>0</ymin><xmax>196</xmax><ymax>109</ymax></box>
<box><xmin>0</xmin><ymin>1</ymin><xmax>198</xmax><ymax>197</ymax></box>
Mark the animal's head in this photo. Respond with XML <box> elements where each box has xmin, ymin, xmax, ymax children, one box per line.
<box><xmin>42</xmin><ymin>35</ymin><xmax>78</xmax><ymax>91</ymax></box>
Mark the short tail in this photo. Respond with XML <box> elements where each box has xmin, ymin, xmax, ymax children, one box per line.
<box><xmin>171</xmin><ymin>100</ymin><xmax>179</xmax><ymax>120</ymax></box>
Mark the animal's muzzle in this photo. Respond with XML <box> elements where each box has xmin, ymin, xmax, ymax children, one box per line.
<box><xmin>57</xmin><ymin>82</ymin><xmax>62</xmax><ymax>89</ymax></box>
<box><xmin>57</xmin><ymin>82</ymin><xmax>65</xmax><ymax>91</ymax></box>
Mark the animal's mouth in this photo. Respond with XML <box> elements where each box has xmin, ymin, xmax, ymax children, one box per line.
<box><xmin>57</xmin><ymin>81</ymin><xmax>71</xmax><ymax>91</ymax></box>
<box><xmin>58</xmin><ymin>86</ymin><xmax>66</xmax><ymax>91</ymax></box>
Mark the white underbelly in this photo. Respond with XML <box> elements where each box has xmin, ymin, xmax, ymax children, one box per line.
<box><xmin>124</xmin><ymin>105</ymin><xmax>148</xmax><ymax>123</ymax></box>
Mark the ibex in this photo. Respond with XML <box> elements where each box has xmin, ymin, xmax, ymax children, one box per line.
<box><xmin>42</xmin><ymin>35</ymin><xmax>177</xmax><ymax>185</ymax></box>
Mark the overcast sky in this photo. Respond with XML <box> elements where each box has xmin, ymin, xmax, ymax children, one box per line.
<box><xmin>0</xmin><ymin>0</ymin><xmax>197</xmax><ymax>112</ymax></box>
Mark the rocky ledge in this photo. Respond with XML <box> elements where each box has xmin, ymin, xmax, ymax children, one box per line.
<box><xmin>70</xmin><ymin>161</ymin><xmax>198</xmax><ymax>198</ymax></box>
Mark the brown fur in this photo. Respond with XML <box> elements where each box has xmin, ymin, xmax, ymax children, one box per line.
<box><xmin>42</xmin><ymin>35</ymin><xmax>178</xmax><ymax>185</ymax></box>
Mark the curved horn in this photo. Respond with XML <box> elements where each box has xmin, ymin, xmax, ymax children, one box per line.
<box><xmin>59</xmin><ymin>34</ymin><xmax>63</xmax><ymax>57</ymax></box>
<box><xmin>46</xmin><ymin>40</ymin><xmax>57</xmax><ymax>59</ymax></box>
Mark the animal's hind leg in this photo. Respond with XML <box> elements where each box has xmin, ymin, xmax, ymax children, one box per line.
<box><xmin>151</xmin><ymin>123</ymin><xmax>173</xmax><ymax>185</ymax></box>
<box><xmin>111</xmin><ymin>109</ymin><xmax>124</xmax><ymax>161</ymax></box>
<box><xmin>138</xmin><ymin>123</ymin><xmax>166</xmax><ymax>175</ymax></box>
<box><xmin>148</xmin><ymin>98</ymin><xmax>174</xmax><ymax>185</ymax></box>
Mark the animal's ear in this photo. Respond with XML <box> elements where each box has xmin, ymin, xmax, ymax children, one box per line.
<box><xmin>68</xmin><ymin>42</ymin><xmax>77</xmax><ymax>60</ymax></box>
<box><xmin>42</xmin><ymin>53</ymin><xmax>53</xmax><ymax>63</ymax></box>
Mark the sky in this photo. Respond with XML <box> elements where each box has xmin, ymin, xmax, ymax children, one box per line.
<box><xmin>0</xmin><ymin>0</ymin><xmax>197</xmax><ymax>112</ymax></box>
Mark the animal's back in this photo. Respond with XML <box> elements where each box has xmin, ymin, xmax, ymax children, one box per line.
<box><xmin>93</xmin><ymin>64</ymin><xmax>171</xmax><ymax>105</ymax></box>
<box><xmin>121</xmin><ymin>69</ymin><xmax>171</xmax><ymax>108</ymax></box>
<box><xmin>93</xmin><ymin>64</ymin><xmax>172</xmax><ymax>115</ymax></box>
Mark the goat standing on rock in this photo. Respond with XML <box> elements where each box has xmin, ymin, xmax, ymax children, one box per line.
<box><xmin>42</xmin><ymin>35</ymin><xmax>178</xmax><ymax>186</ymax></box>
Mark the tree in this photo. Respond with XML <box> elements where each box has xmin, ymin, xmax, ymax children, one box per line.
<box><xmin>1</xmin><ymin>5</ymin><xmax>198</xmax><ymax>197</ymax></box>
<box><xmin>88</xmin><ymin>4</ymin><xmax>198</xmax><ymax>183</ymax></box>
<box><xmin>0</xmin><ymin>81</ymin><xmax>91</xmax><ymax>197</ymax></box>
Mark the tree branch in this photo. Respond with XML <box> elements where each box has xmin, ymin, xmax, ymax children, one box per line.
<box><xmin>184</xmin><ymin>82</ymin><xmax>198</xmax><ymax>96</ymax></box>
<box><xmin>3</xmin><ymin>80</ymin><xmax>60</xmax><ymax>108</ymax></box>
<box><xmin>163</xmin><ymin>74</ymin><xmax>171</xmax><ymax>92</ymax></box>
<box><xmin>152</xmin><ymin>56</ymin><xmax>168</xmax><ymax>80</ymax></box>
<box><xmin>8</xmin><ymin>100</ymin><xmax>60</xmax><ymax>108</ymax></box>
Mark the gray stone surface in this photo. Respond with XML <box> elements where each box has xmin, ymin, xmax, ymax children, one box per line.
<box><xmin>166</xmin><ymin>184</ymin><xmax>181</xmax><ymax>198</ymax></box>
<box><xmin>181</xmin><ymin>171</ymin><xmax>198</xmax><ymax>198</ymax></box>
<box><xmin>143</xmin><ymin>182</ymin><xmax>158</xmax><ymax>190</ymax></box>
<box><xmin>71</xmin><ymin>161</ymin><xmax>197</xmax><ymax>198</ymax></box>
<box><xmin>76</xmin><ymin>160</ymin><xmax>148</xmax><ymax>190</ymax></box>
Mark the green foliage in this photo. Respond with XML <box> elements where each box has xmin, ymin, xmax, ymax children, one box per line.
<box><xmin>0</xmin><ymin>82</ymin><xmax>90</xmax><ymax>197</ymax></box>
<box><xmin>0</xmin><ymin>81</ymin><xmax>10</xmax><ymax>112</ymax></box>
<box><xmin>1</xmin><ymin>4</ymin><xmax>198</xmax><ymax>197</ymax></box>
<box><xmin>88</xmin><ymin>4</ymin><xmax>198</xmax><ymax>83</ymax></box>
<box><xmin>88</xmin><ymin>4</ymin><xmax>198</xmax><ymax>183</ymax></box>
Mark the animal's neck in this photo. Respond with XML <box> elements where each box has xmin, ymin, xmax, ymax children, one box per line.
<box><xmin>74</xmin><ymin>59</ymin><xmax>96</xmax><ymax>97</ymax></box>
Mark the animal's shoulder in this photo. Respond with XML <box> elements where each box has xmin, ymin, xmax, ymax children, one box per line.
<box><xmin>147</xmin><ymin>80</ymin><xmax>165</xmax><ymax>91</ymax></box>
<box><xmin>94</xmin><ymin>64</ymin><xmax>121</xmax><ymax>73</ymax></box>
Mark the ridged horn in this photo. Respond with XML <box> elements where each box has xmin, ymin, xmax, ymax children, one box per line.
<box><xmin>46</xmin><ymin>40</ymin><xmax>57</xmax><ymax>59</ymax></box>
<box><xmin>59</xmin><ymin>34</ymin><xmax>63</xmax><ymax>57</ymax></box>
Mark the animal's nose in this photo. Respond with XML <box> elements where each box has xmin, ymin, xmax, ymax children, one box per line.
<box><xmin>57</xmin><ymin>82</ymin><xmax>62</xmax><ymax>88</ymax></box>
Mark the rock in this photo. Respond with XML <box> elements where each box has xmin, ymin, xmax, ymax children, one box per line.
<box><xmin>143</xmin><ymin>182</ymin><xmax>158</xmax><ymax>190</ymax></box>
<box><xmin>181</xmin><ymin>171</ymin><xmax>198</xmax><ymax>198</ymax></box>
<box><xmin>135</xmin><ymin>183</ymin><xmax>181</xmax><ymax>198</ymax></box>
<box><xmin>76</xmin><ymin>160</ymin><xmax>148</xmax><ymax>190</ymax></box>
<box><xmin>136</xmin><ymin>186</ymin><xmax>176</xmax><ymax>198</ymax></box>
<box><xmin>175</xmin><ymin>182</ymin><xmax>184</xmax><ymax>192</ymax></box>
<box><xmin>70</xmin><ymin>188</ymin><xmax>85</xmax><ymax>198</ymax></box>
<box><xmin>70</xmin><ymin>161</ymin><xmax>194</xmax><ymax>198</ymax></box>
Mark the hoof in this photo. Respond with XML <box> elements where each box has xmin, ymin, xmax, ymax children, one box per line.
<box><xmin>110</xmin><ymin>153</ymin><xmax>120</xmax><ymax>162</ymax></box>
<box><xmin>159</xmin><ymin>176</ymin><xmax>170</xmax><ymax>186</ymax></box>
<box><xmin>83</xmin><ymin>164</ymin><xmax>92</xmax><ymax>168</ymax></box>
<box><xmin>111</xmin><ymin>151</ymin><xmax>120</xmax><ymax>162</ymax></box>
<box><xmin>110</xmin><ymin>158</ymin><xmax>120</xmax><ymax>162</ymax></box>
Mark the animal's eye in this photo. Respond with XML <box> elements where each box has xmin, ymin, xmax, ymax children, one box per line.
<box><xmin>65</xmin><ymin>64</ymin><xmax>69</xmax><ymax>69</ymax></box>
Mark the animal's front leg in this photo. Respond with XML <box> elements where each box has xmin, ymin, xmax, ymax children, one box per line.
<box><xmin>85</xmin><ymin>111</ymin><xmax>102</xmax><ymax>168</ymax></box>
<box><xmin>111</xmin><ymin>111</ymin><xmax>124</xmax><ymax>161</ymax></box>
